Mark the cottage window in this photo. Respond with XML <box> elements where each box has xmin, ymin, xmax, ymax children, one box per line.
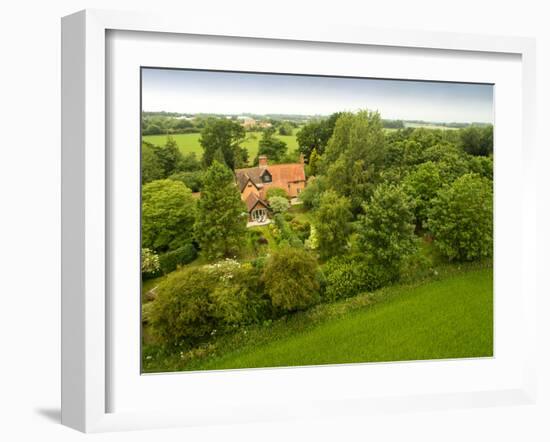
<box><xmin>262</xmin><ymin>174</ymin><xmax>272</xmax><ymax>183</ymax></box>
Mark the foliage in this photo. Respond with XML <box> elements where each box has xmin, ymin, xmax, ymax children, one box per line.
<box><xmin>158</xmin><ymin>243</ymin><xmax>198</xmax><ymax>274</ymax></box>
<box><xmin>278</xmin><ymin>122</ymin><xmax>294</xmax><ymax>136</ymax></box>
<box><xmin>194</xmin><ymin>161</ymin><xmax>247</xmax><ymax>260</ymax></box>
<box><xmin>168</xmin><ymin>170</ymin><xmax>204</xmax><ymax>192</ymax></box>
<box><xmin>179</xmin><ymin>152</ymin><xmax>202</xmax><ymax>172</ymax></box>
<box><xmin>306</xmin><ymin>147</ymin><xmax>320</xmax><ymax>176</ymax></box>
<box><xmin>403</xmin><ymin>161</ymin><xmax>443</xmax><ymax>227</ymax></box>
<box><xmin>304</xmin><ymin>224</ymin><xmax>319</xmax><ymax>250</ymax></box>
<box><xmin>149</xmin><ymin>261</ymin><xmax>269</xmax><ymax>346</ymax></box>
<box><xmin>141</xmin><ymin>248</ymin><xmax>160</xmax><ymax>275</ymax></box>
<box><xmin>323</xmin><ymin>110</ymin><xmax>387</xmax><ymax>211</ymax></box>
<box><xmin>141</xmin><ymin>142</ymin><xmax>164</xmax><ymax>184</ymax></box>
<box><xmin>357</xmin><ymin>183</ymin><xmax>417</xmax><ymax>278</ymax></box>
<box><xmin>322</xmin><ymin>255</ymin><xmax>389</xmax><ymax>302</ymax></box>
<box><xmin>265</xmin><ymin>187</ymin><xmax>288</xmax><ymax>200</ymax></box>
<box><xmin>314</xmin><ymin>190</ymin><xmax>352</xmax><ymax>259</ymax></box>
<box><xmin>269</xmin><ymin>196</ymin><xmax>290</xmax><ymax>214</ymax></box>
<box><xmin>428</xmin><ymin>173</ymin><xmax>493</xmax><ymax>261</ymax></box>
<box><xmin>460</xmin><ymin>125</ymin><xmax>493</xmax><ymax>156</ymax></box>
<box><xmin>298</xmin><ymin>176</ymin><xmax>327</xmax><ymax>210</ymax></box>
<box><xmin>468</xmin><ymin>155</ymin><xmax>493</xmax><ymax>180</ymax></box>
<box><xmin>157</xmin><ymin>136</ymin><xmax>184</xmax><ymax>177</ymax></box>
<box><xmin>149</xmin><ymin>267</ymin><xmax>216</xmax><ymax>345</ymax></box>
<box><xmin>200</xmin><ymin>118</ymin><xmax>247</xmax><ymax>169</ymax></box>
<box><xmin>422</xmin><ymin>143</ymin><xmax>469</xmax><ymax>184</ymax></box>
<box><xmin>262</xmin><ymin>247</ymin><xmax>321</xmax><ymax>311</ymax></box>
<box><xmin>256</xmin><ymin>127</ymin><xmax>287</xmax><ymax>162</ymax></box>
<box><xmin>296</xmin><ymin>112</ymin><xmax>341</xmax><ymax>161</ymax></box>
<box><xmin>142</xmin><ymin>180</ymin><xmax>197</xmax><ymax>252</ymax></box>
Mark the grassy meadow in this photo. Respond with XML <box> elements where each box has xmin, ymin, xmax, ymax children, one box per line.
<box><xmin>142</xmin><ymin>265</ymin><xmax>492</xmax><ymax>372</ymax></box>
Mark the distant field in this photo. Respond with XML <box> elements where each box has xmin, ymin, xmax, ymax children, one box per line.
<box><xmin>189</xmin><ymin>268</ymin><xmax>493</xmax><ymax>371</ymax></box>
<box><xmin>143</xmin><ymin>130</ymin><xmax>299</xmax><ymax>163</ymax></box>
<box><xmin>404</xmin><ymin>122</ymin><xmax>459</xmax><ymax>130</ymax></box>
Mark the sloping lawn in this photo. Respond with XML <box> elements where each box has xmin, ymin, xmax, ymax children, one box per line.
<box><xmin>192</xmin><ymin>268</ymin><xmax>493</xmax><ymax>370</ymax></box>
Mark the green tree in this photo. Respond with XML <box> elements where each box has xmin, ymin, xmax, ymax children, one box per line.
<box><xmin>141</xmin><ymin>142</ymin><xmax>164</xmax><ymax>184</ymax></box>
<box><xmin>357</xmin><ymin>183</ymin><xmax>417</xmax><ymax>278</ymax></box>
<box><xmin>168</xmin><ymin>170</ymin><xmax>204</xmax><ymax>192</ymax></box>
<box><xmin>428</xmin><ymin>173</ymin><xmax>493</xmax><ymax>261</ymax></box>
<box><xmin>263</xmin><ymin>247</ymin><xmax>320</xmax><ymax>311</ymax></box>
<box><xmin>314</xmin><ymin>190</ymin><xmax>352</xmax><ymax>259</ymax></box>
<box><xmin>142</xmin><ymin>179</ymin><xmax>197</xmax><ymax>252</ymax></box>
<box><xmin>307</xmin><ymin>147</ymin><xmax>319</xmax><ymax>176</ymax></box>
<box><xmin>296</xmin><ymin>112</ymin><xmax>341</xmax><ymax>161</ymax></box>
<box><xmin>323</xmin><ymin>110</ymin><xmax>387</xmax><ymax>212</ymax></box>
<box><xmin>194</xmin><ymin>161</ymin><xmax>247</xmax><ymax>259</ymax></box>
<box><xmin>256</xmin><ymin>127</ymin><xmax>287</xmax><ymax>163</ymax></box>
<box><xmin>278</xmin><ymin>122</ymin><xmax>294</xmax><ymax>136</ymax></box>
<box><xmin>156</xmin><ymin>136</ymin><xmax>183</xmax><ymax>176</ymax></box>
<box><xmin>460</xmin><ymin>126</ymin><xmax>493</xmax><ymax>156</ymax></box>
<box><xmin>403</xmin><ymin>161</ymin><xmax>443</xmax><ymax>228</ymax></box>
<box><xmin>200</xmin><ymin>119</ymin><xmax>246</xmax><ymax>169</ymax></box>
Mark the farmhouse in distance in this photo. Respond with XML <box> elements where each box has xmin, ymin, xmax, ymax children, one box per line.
<box><xmin>235</xmin><ymin>154</ymin><xmax>306</xmax><ymax>222</ymax></box>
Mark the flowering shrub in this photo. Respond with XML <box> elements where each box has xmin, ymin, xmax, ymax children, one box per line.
<box><xmin>141</xmin><ymin>248</ymin><xmax>160</xmax><ymax>278</ymax></box>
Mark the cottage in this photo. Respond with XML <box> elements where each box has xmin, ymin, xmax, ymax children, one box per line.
<box><xmin>235</xmin><ymin>155</ymin><xmax>306</xmax><ymax>222</ymax></box>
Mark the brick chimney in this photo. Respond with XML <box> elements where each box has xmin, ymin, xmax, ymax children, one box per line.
<box><xmin>259</xmin><ymin>155</ymin><xmax>268</xmax><ymax>168</ymax></box>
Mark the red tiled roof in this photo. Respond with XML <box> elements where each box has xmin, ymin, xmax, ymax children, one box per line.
<box><xmin>235</xmin><ymin>161</ymin><xmax>306</xmax><ymax>193</ymax></box>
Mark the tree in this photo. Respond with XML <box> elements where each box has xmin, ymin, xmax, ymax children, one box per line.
<box><xmin>460</xmin><ymin>126</ymin><xmax>493</xmax><ymax>156</ymax></box>
<box><xmin>296</xmin><ymin>112</ymin><xmax>341</xmax><ymax>161</ymax></box>
<box><xmin>168</xmin><ymin>170</ymin><xmax>204</xmax><ymax>192</ymax></box>
<box><xmin>141</xmin><ymin>142</ymin><xmax>164</xmax><ymax>184</ymax></box>
<box><xmin>314</xmin><ymin>190</ymin><xmax>352</xmax><ymax>259</ymax></box>
<box><xmin>194</xmin><ymin>161</ymin><xmax>247</xmax><ymax>259</ymax></box>
<box><xmin>307</xmin><ymin>147</ymin><xmax>319</xmax><ymax>176</ymax></box>
<box><xmin>142</xmin><ymin>179</ymin><xmax>197</xmax><ymax>252</ymax></box>
<box><xmin>403</xmin><ymin>161</ymin><xmax>443</xmax><ymax>228</ymax></box>
<box><xmin>200</xmin><ymin>119</ymin><xmax>246</xmax><ymax>169</ymax></box>
<box><xmin>278</xmin><ymin>122</ymin><xmax>294</xmax><ymax>136</ymax></box>
<box><xmin>357</xmin><ymin>183</ymin><xmax>417</xmax><ymax>278</ymax></box>
<box><xmin>156</xmin><ymin>136</ymin><xmax>183</xmax><ymax>176</ymax></box>
<box><xmin>256</xmin><ymin>127</ymin><xmax>287</xmax><ymax>163</ymax></box>
<box><xmin>269</xmin><ymin>196</ymin><xmax>290</xmax><ymax>214</ymax></box>
<box><xmin>323</xmin><ymin>110</ymin><xmax>387</xmax><ymax>212</ymax></box>
<box><xmin>262</xmin><ymin>247</ymin><xmax>320</xmax><ymax>311</ymax></box>
<box><xmin>428</xmin><ymin>173</ymin><xmax>493</xmax><ymax>261</ymax></box>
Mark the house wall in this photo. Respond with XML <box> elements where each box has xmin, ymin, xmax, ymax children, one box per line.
<box><xmin>287</xmin><ymin>181</ymin><xmax>306</xmax><ymax>198</ymax></box>
<box><xmin>241</xmin><ymin>182</ymin><xmax>260</xmax><ymax>201</ymax></box>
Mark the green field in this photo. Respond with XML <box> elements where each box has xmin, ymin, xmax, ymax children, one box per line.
<box><xmin>188</xmin><ymin>268</ymin><xmax>493</xmax><ymax>371</ymax></box>
<box><xmin>142</xmin><ymin>131</ymin><xmax>299</xmax><ymax>162</ymax></box>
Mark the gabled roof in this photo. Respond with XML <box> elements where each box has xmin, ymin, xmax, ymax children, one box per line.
<box><xmin>244</xmin><ymin>193</ymin><xmax>269</xmax><ymax>212</ymax></box>
<box><xmin>235</xmin><ymin>162</ymin><xmax>306</xmax><ymax>191</ymax></box>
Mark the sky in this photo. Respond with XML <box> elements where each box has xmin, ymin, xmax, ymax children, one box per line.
<box><xmin>142</xmin><ymin>68</ymin><xmax>494</xmax><ymax>124</ymax></box>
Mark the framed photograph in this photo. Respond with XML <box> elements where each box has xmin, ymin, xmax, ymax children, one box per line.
<box><xmin>61</xmin><ymin>9</ymin><xmax>537</xmax><ymax>433</ymax></box>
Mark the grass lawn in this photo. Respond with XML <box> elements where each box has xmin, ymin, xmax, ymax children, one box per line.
<box><xmin>188</xmin><ymin>267</ymin><xmax>493</xmax><ymax>371</ymax></box>
<box><xmin>142</xmin><ymin>130</ymin><xmax>299</xmax><ymax>164</ymax></box>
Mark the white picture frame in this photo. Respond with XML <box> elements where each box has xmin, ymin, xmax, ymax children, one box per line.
<box><xmin>61</xmin><ymin>9</ymin><xmax>537</xmax><ymax>433</ymax></box>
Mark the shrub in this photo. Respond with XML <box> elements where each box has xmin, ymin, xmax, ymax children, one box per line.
<box><xmin>323</xmin><ymin>255</ymin><xmax>392</xmax><ymax>302</ymax></box>
<box><xmin>266</xmin><ymin>188</ymin><xmax>288</xmax><ymax>200</ymax></box>
<box><xmin>269</xmin><ymin>196</ymin><xmax>290</xmax><ymax>214</ymax></box>
<box><xmin>158</xmin><ymin>243</ymin><xmax>197</xmax><ymax>274</ymax></box>
<box><xmin>149</xmin><ymin>260</ymin><xmax>269</xmax><ymax>346</ymax></box>
<box><xmin>207</xmin><ymin>261</ymin><xmax>269</xmax><ymax>327</ymax></box>
<box><xmin>149</xmin><ymin>267</ymin><xmax>216</xmax><ymax>346</ymax></box>
<box><xmin>289</xmin><ymin>218</ymin><xmax>311</xmax><ymax>241</ymax></box>
<box><xmin>263</xmin><ymin>247</ymin><xmax>320</xmax><ymax>311</ymax></box>
<box><xmin>141</xmin><ymin>248</ymin><xmax>160</xmax><ymax>279</ymax></box>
